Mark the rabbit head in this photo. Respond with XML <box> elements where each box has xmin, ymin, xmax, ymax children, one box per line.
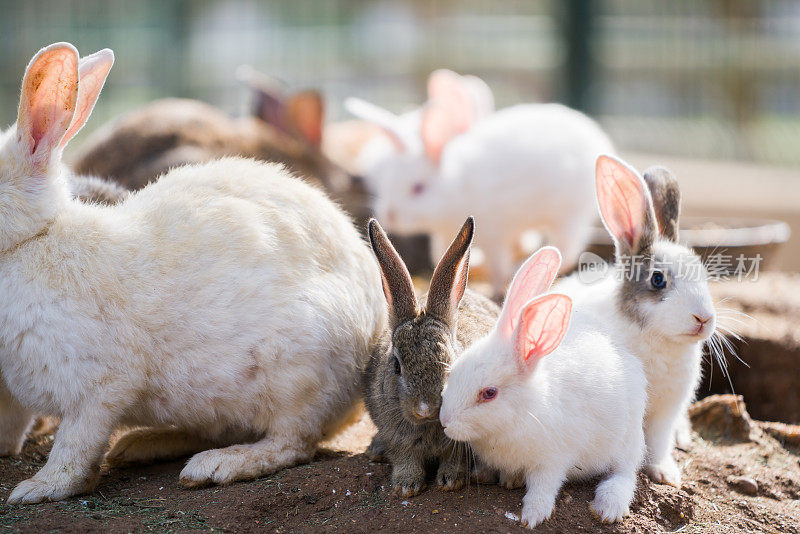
<box><xmin>346</xmin><ymin>70</ymin><xmax>493</xmax><ymax>234</ymax></box>
<box><xmin>440</xmin><ymin>247</ymin><xmax>570</xmax><ymax>444</ymax></box>
<box><xmin>595</xmin><ymin>155</ymin><xmax>716</xmax><ymax>343</ymax></box>
<box><xmin>368</xmin><ymin>215</ymin><xmax>475</xmax><ymax>424</ymax></box>
<box><xmin>0</xmin><ymin>43</ymin><xmax>113</xmax><ymax>252</ymax></box>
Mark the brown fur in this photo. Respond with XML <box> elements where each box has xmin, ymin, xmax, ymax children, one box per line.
<box><xmin>364</xmin><ymin>218</ymin><xmax>499</xmax><ymax>496</ymax></box>
<box><xmin>643</xmin><ymin>166</ymin><xmax>681</xmax><ymax>243</ymax></box>
<box><xmin>69</xmin><ymin>174</ymin><xmax>129</xmax><ymax>205</ymax></box>
<box><xmin>72</xmin><ymin>98</ymin><xmax>371</xmax><ymax>228</ymax></box>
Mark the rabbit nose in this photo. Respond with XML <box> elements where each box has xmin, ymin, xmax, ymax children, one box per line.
<box><xmin>413</xmin><ymin>401</ymin><xmax>435</xmax><ymax>420</ymax></box>
<box><xmin>693</xmin><ymin>314</ymin><xmax>711</xmax><ymax>325</ymax></box>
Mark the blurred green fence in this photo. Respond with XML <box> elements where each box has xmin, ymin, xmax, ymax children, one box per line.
<box><xmin>0</xmin><ymin>0</ymin><xmax>798</xmax><ymax>166</ymax></box>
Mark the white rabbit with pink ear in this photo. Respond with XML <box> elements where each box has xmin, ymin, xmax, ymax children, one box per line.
<box><xmin>440</xmin><ymin>247</ymin><xmax>647</xmax><ymax>529</ymax></box>
<box><xmin>0</xmin><ymin>43</ymin><xmax>386</xmax><ymax>505</ymax></box>
<box><xmin>346</xmin><ymin>74</ymin><xmax>613</xmax><ymax>296</ymax></box>
<box><xmin>557</xmin><ymin>154</ymin><xmax>717</xmax><ymax>487</ymax></box>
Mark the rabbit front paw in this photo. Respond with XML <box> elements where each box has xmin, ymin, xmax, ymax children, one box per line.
<box><xmin>436</xmin><ymin>460</ymin><xmax>466</xmax><ymax>491</ymax></box>
<box><xmin>499</xmin><ymin>469</ymin><xmax>525</xmax><ymax>489</ymax></box>
<box><xmin>646</xmin><ymin>459</ymin><xmax>681</xmax><ymax>487</ymax></box>
<box><xmin>520</xmin><ymin>502</ymin><xmax>554</xmax><ymax>529</ymax></box>
<box><xmin>590</xmin><ymin>491</ymin><xmax>631</xmax><ymax>523</ymax></box>
<box><xmin>391</xmin><ymin>462</ymin><xmax>427</xmax><ymax>497</ymax></box>
<box><xmin>366</xmin><ymin>435</ymin><xmax>388</xmax><ymax>463</ymax></box>
<box><xmin>7</xmin><ymin>472</ymin><xmax>92</xmax><ymax>505</ymax></box>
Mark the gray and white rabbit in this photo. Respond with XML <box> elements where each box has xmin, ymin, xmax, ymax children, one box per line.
<box><xmin>557</xmin><ymin>155</ymin><xmax>717</xmax><ymax>487</ymax></box>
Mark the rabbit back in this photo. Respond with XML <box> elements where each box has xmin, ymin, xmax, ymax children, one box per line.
<box><xmin>0</xmin><ymin>158</ymin><xmax>385</xmax><ymax>441</ymax></box>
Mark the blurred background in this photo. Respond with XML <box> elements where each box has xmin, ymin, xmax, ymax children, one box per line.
<box><xmin>1</xmin><ymin>0</ymin><xmax>798</xmax><ymax>266</ymax></box>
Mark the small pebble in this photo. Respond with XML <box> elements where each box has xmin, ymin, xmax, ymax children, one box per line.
<box><xmin>727</xmin><ymin>475</ymin><xmax>758</xmax><ymax>496</ymax></box>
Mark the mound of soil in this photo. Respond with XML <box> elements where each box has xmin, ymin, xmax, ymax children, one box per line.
<box><xmin>705</xmin><ymin>272</ymin><xmax>800</xmax><ymax>424</ymax></box>
<box><xmin>1</xmin><ymin>397</ymin><xmax>799</xmax><ymax>533</ymax></box>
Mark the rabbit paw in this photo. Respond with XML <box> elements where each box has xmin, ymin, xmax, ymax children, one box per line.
<box><xmin>646</xmin><ymin>459</ymin><xmax>681</xmax><ymax>487</ymax></box>
<box><xmin>0</xmin><ymin>441</ymin><xmax>23</xmax><ymax>457</ymax></box>
<box><xmin>7</xmin><ymin>473</ymin><xmax>91</xmax><ymax>505</ymax></box>
<box><xmin>590</xmin><ymin>493</ymin><xmax>630</xmax><ymax>523</ymax></box>
<box><xmin>470</xmin><ymin>463</ymin><xmax>498</xmax><ymax>485</ymax></box>
<box><xmin>520</xmin><ymin>502</ymin><xmax>553</xmax><ymax>529</ymax></box>
<box><xmin>499</xmin><ymin>470</ymin><xmax>525</xmax><ymax>490</ymax></box>
<box><xmin>392</xmin><ymin>479</ymin><xmax>427</xmax><ymax>498</ymax></box>
<box><xmin>180</xmin><ymin>447</ymin><xmax>254</xmax><ymax>488</ymax></box>
<box><xmin>366</xmin><ymin>437</ymin><xmax>388</xmax><ymax>463</ymax></box>
<box><xmin>436</xmin><ymin>463</ymin><xmax>466</xmax><ymax>491</ymax></box>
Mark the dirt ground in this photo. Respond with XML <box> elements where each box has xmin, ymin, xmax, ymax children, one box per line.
<box><xmin>1</xmin><ymin>400</ymin><xmax>799</xmax><ymax>534</ymax></box>
<box><xmin>2</xmin><ymin>276</ymin><xmax>799</xmax><ymax>533</ymax></box>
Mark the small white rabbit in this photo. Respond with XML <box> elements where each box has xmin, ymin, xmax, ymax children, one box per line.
<box><xmin>346</xmin><ymin>72</ymin><xmax>613</xmax><ymax>295</ymax></box>
<box><xmin>0</xmin><ymin>43</ymin><xmax>385</xmax><ymax>504</ymax></box>
<box><xmin>556</xmin><ymin>155</ymin><xmax>717</xmax><ymax>487</ymax></box>
<box><xmin>440</xmin><ymin>248</ymin><xmax>647</xmax><ymax>529</ymax></box>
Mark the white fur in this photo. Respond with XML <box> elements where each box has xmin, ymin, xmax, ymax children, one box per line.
<box><xmin>0</xmin><ymin>43</ymin><xmax>385</xmax><ymax>504</ymax></box>
<box><xmin>557</xmin><ymin>244</ymin><xmax>714</xmax><ymax>486</ymax></box>
<box><xmin>440</xmin><ymin>261</ymin><xmax>646</xmax><ymax>528</ymax></box>
<box><xmin>556</xmin><ymin>157</ymin><xmax>716</xmax><ymax>487</ymax></box>
<box><xmin>349</xmin><ymin>100</ymin><xmax>614</xmax><ymax>295</ymax></box>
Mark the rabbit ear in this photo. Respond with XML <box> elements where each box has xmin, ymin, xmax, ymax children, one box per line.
<box><xmin>514</xmin><ymin>294</ymin><xmax>572</xmax><ymax>371</ymax></box>
<box><xmin>16</xmin><ymin>43</ymin><xmax>79</xmax><ymax>163</ymax></box>
<box><xmin>345</xmin><ymin>97</ymin><xmax>408</xmax><ymax>152</ymax></box>
<box><xmin>237</xmin><ymin>65</ymin><xmax>287</xmax><ymax>127</ymax></box>
<box><xmin>595</xmin><ymin>155</ymin><xmax>658</xmax><ymax>258</ymax></box>
<box><xmin>426</xmin><ymin>217</ymin><xmax>474</xmax><ymax>326</ymax></box>
<box><xmin>643</xmin><ymin>166</ymin><xmax>681</xmax><ymax>243</ymax></box>
<box><xmin>420</xmin><ymin>102</ymin><xmax>460</xmax><ymax>165</ymax></box>
<box><xmin>461</xmin><ymin>74</ymin><xmax>494</xmax><ymax>118</ymax></box>
<box><xmin>368</xmin><ymin>219</ymin><xmax>418</xmax><ymax>325</ymax></box>
<box><xmin>285</xmin><ymin>90</ymin><xmax>324</xmax><ymax>147</ymax></box>
<box><xmin>60</xmin><ymin>48</ymin><xmax>114</xmax><ymax>149</ymax></box>
<box><xmin>497</xmin><ymin>247</ymin><xmax>562</xmax><ymax>339</ymax></box>
<box><xmin>423</xmin><ymin>70</ymin><xmax>478</xmax><ymax>164</ymax></box>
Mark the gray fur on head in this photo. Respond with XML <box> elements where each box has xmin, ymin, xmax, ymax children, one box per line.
<box><xmin>643</xmin><ymin>166</ymin><xmax>681</xmax><ymax>243</ymax></box>
<box><xmin>364</xmin><ymin>217</ymin><xmax>499</xmax><ymax>496</ymax></box>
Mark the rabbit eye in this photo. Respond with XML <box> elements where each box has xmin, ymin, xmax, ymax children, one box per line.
<box><xmin>411</xmin><ymin>183</ymin><xmax>425</xmax><ymax>196</ymax></box>
<box><xmin>393</xmin><ymin>356</ymin><xmax>402</xmax><ymax>375</ymax></box>
<box><xmin>650</xmin><ymin>270</ymin><xmax>667</xmax><ymax>290</ymax></box>
<box><xmin>479</xmin><ymin>387</ymin><xmax>498</xmax><ymax>402</ymax></box>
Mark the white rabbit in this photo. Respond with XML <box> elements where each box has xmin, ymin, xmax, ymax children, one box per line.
<box><xmin>556</xmin><ymin>155</ymin><xmax>717</xmax><ymax>487</ymax></box>
<box><xmin>0</xmin><ymin>43</ymin><xmax>385</xmax><ymax>504</ymax></box>
<box><xmin>346</xmin><ymin>73</ymin><xmax>613</xmax><ymax>296</ymax></box>
<box><xmin>440</xmin><ymin>247</ymin><xmax>647</xmax><ymax>528</ymax></box>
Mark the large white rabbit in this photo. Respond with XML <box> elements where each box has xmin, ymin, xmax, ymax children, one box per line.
<box><xmin>0</xmin><ymin>43</ymin><xmax>385</xmax><ymax>504</ymax></box>
<box><xmin>557</xmin><ymin>155</ymin><xmax>717</xmax><ymax>487</ymax></box>
<box><xmin>440</xmin><ymin>247</ymin><xmax>647</xmax><ymax>528</ymax></box>
<box><xmin>346</xmin><ymin>71</ymin><xmax>613</xmax><ymax>295</ymax></box>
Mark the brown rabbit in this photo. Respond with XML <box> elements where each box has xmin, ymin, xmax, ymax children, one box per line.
<box><xmin>364</xmin><ymin>216</ymin><xmax>499</xmax><ymax>497</ymax></box>
<box><xmin>73</xmin><ymin>81</ymin><xmax>370</xmax><ymax>227</ymax></box>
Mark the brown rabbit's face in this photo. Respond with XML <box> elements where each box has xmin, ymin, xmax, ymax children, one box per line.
<box><xmin>391</xmin><ymin>315</ymin><xmax>454</xmax><ymax>425</ymax></box>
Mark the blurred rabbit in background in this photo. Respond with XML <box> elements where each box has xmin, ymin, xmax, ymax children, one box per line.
<box><xmin>72</xmin><ymin>68</ymin><xmax>371</xmax><ymax>228</ymax></box>
<box><xmin>347</xmin><ymin>69</ymin><xmax>614</xmax><ymax>297</ymax></box>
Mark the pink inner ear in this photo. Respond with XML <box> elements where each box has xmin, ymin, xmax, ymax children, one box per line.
<box><xmin>499</xmin><ymin>247</ymin><xmax>562</xmax><ymax>339</ymax></box>
<box><xmin>596</xmin><ymin>156</ymin><xmax>647</xmax><ymax>249</ymax></box>
<box><xmin>421</xmin><ymin>103</ymin><xmax>458</xmax><ymax>164</ymax></box>
<box><xmin>427</xmin><ymin>70</ymin><xmax>476</xmax><ymax>134</ymax></box>
<box><xmin>19</xmin><ymin>45</ymin><xmax>79</xmax><ymax>156</ymax></box>
<box><xmin>515</xmin><ymin>294</ymin><xmax>572</xmax><ymax>367</ymax></box>
<box><xmin>60</xmin><ymin>50</ymin><xmax>113</xmax><ymax>148</ymax></box>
